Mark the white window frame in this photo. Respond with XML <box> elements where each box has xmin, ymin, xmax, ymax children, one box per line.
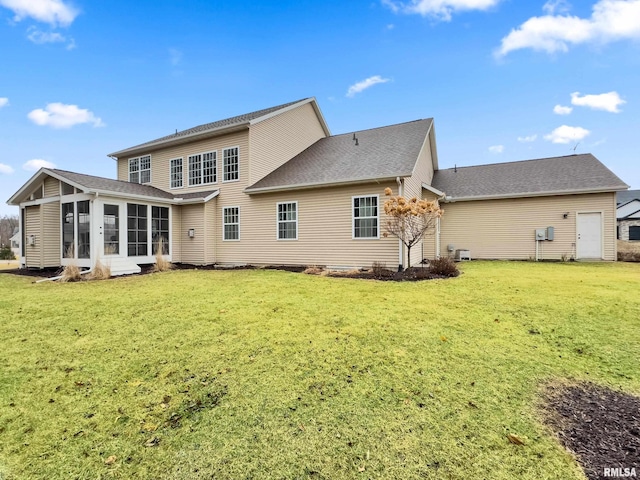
<box><xmin>222</xmin><ymin>206</ymin><xmax>240</xmax><ymax>241</ymax></box>
<box><xmin>277</xmin><ymin>201</ymin><xmax>298</xmax><ymax>241</ymax></box>
<box><xmin>352</xmin><ymin>195</ymin><xmax>380</xmax><ymax>240</ymax></box>
<box><xmin>222</xmin><ymin>146</ymin><xmax>240</xmax><ymax>183</ymax></box>
<box><xmin>129</xmin><ymin>155</ymin><xmax>151</xmax><ymax>184</ymax></box>
<box><xmin>170</xmin><ymin>158</ymin><xmax>183</xmax><ymax>189</ymax></box>
<box><xmin>188</xmin><ymin>151</ymin><xmax>217</xmax><ymax>186</ymax></box>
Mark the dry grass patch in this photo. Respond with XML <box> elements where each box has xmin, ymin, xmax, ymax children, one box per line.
<box><xmin>618</xmin><ymin>240</ymin><xmax>640</xmax><ymax>262</ymax></box>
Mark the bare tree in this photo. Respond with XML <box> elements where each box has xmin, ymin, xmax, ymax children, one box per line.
<box><xmin>382</xmin><ymin>187</ymin><xmax>443</xmax><ymax>270</ymax></box>
<box><xmin>0</xmin><ymin>214</ymin><xmax>19</xmax><ymax>248</ymax></box>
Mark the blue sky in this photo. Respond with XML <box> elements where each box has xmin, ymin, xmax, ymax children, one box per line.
<box><xmin>1</xmin><ymin>0</ymin><xmax>639</xmax><ymax>215</ymax></box>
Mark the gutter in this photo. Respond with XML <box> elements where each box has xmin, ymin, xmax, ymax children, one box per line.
<box><xmin>440</xmin><ymin>186</ymin><xmax>629</xmax><ymax>203</ymax></box>
<box><xmin>245</xmin><ymin>175</ymin><xmax>411</xmax><ymax>195</ymax></box>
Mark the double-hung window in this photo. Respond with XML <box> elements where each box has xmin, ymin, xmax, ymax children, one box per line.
<box><xmin>223</xmin><ymin>207</ymin><xmax>240</xmax><ymax>241</ymax></box>
<box><xmin>353</xmin><ymin>195</ymin><xmax>379</xmax><ymax>239</ymax></box>
<box><xmin>170</xmin><ymin>158</ymin><xmax>183</xmax><ymax>188</ymax></box>
<box><xmin>223</xmin><ymin>147</ymin><xmax>239</xmax><ymax>182</ymax></box>
<box><xmin>277</xmin><ymin>202</ymin><xmax>297</xmax><ymax>240</ymax></box>
<box><xmin>129</xmin><ymin>155</ymin><xmax>151</xmax><ymax>184</ymax></box>
<box><xmin>188</xmin><ymin>151</ymin><xmax>216</xmax><ymax>186</ymax></box>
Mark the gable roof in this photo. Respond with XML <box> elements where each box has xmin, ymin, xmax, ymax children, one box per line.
<box><xmin>245</xmin><ymin>119</ymin><xmax>434</xmax><ymax>194</ymax></box>
<box><xmin>617</xmin><ymin>189</ymin><xmax>640</xmax><ymax>205</ymax></box>
<box><xmin>432</xmin><ymin>154</ymin><xmax>628</xmax><ymax>202</ymax></box>
<box><xmin>7</xmin><ymin>168</ymin><xmax>218</xmax><ymax>205</ymax></box>
<box><xmin>108</xmin><ymin>98</ymin><xmax>330</xmax><ymax>158</ymax></box>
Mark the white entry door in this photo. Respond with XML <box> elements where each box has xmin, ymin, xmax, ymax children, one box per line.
<box><xmin>577</xmin><ymin>212</ymin><xmax>602</xmax><ymax>259</ymax></box>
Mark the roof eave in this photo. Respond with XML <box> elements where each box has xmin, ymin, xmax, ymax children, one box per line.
<box><xmin>108</xmin><ymin>123</ymin><xmax>250</xmax><ymax>159</ymax></box>
<box><xmin>173</xmin><ymin>190</ymin><xmax>220</xmax><ymax>204</ymax></box>
<box><xmin>244</xmin><ymin>175</ymin><xmax>409</xmax><ymax>195</ymax></box>
<box><xmin>421</xmin><ymin>183</ymin><xmax>445</xmax><ymax>198</ymax></box>
<box><xmin>442</xmin><ymin>186</ymin><xmax>629</xmax><ymax>203</ymax></box>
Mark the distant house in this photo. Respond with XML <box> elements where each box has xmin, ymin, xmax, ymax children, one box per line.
<box><xmin>9</xmin><ymin>228</ymin><xmax>20</xmax><ymax>259</ymax></box>
<box><xmin>617</xmin><ymin>190</ymin><xmax>640</xmax><ymax>241</ymax></box>
<box><xmin>6</xmin><ymin>98</ymin><xmax>629</xmax><ymax>274</ymax></box>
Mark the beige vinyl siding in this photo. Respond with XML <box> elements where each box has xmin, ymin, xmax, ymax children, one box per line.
<box><xmin>171</xmin><ymin>207</ymin><xmax>182</xmax><ymax>263</ymax></box>
<box><xmin>42</xmin><ymin>201</ymin><xmax>61</xmax><ymax>266</ymax></box>
<box><xmin>402</xmin><ymin>128</ymin><xmax>437</xmax><ymax>266</ymax></box>
<box><xmin>180</xmin><ymin>204</ymin><xmax>205</xmax><ymax>264</ymax></box>
<box><xmin>44</xmin><ymin>177</ymin><xmax>60</xmax><ymax>197</ymax></box>
<box><xmin>117</xmin><ymin>160</ymin><xmax>127</xmax><ymax>183</ymax></box>
<box><xmin>116</xmin><ymin>130</ymin><xmax>249</xmax><ymax>194</ymax></box>
<box><xmin>217</xmin><ymin>183</ymin><xmax>399</xmax><ymax>268</ymax></box>
<box><xmin>204</xmin><ymin>201</ymin><xmax>216</xmax><ymax>264</ymax></box>
<box><xmin>439</xmin><ymin>193</ymin><xmax>617</xmax><ymax>261</ymax></box>
<box><xmin>420</xmin><ymin>191</ymin><xmax>439</xmax><ymax>261</ymax></box>
<box><xmin>248</xmin><ymin>102</ymin><xmax>326</xmax><ymax>185</ymax></box>
<box><xmin>24</xmin><ymin>206</ymin><xmax>42</xmax><ymax>268</ymax></box>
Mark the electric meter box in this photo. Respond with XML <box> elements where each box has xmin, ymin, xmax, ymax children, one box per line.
<box><xmin>546</xmin><ymin>226</ymin><xmax>554</xmax><ymax>241</ymax></box>
<box><xmin>535</xmin><ymin>229</ymin><xmax>547</xmax><ymax>241</ymax></box>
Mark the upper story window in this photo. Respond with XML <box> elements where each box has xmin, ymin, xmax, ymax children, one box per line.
<box><xmin>129</xmin><ymin>155</ymin><xmax>151</xmax><ymax>184</ymax></box>
<box><xmin>170</xmin><ymin>158</ymin><xmax>183</xmax><ymax>189</ymax></box>
<box><xmin>353</xmin><ymin>195</ymin><xmax>379</xmax><ymax>239</ymax></box>
<box><xmin>188</xmin><ymin>151</ymin><xmax>217</xmax><ymax>186</ymax></box>
<box><xmin>223</xmin><ymin>147</ymin><xmax>239</xmax><ymax>182</ymax></box>
<box><xmin>277</xmin><ymin>202</ymin><xmax>298</xmax><ymax>240</ymax></box>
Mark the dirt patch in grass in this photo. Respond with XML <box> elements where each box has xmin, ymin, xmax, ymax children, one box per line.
<box><xmin>542</xmin><ymin>382</ymin><xmax>640</xmax><ymax>480</ymax></box>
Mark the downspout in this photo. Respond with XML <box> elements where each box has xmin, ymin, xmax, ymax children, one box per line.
<box><xmin>396</xmin><ymin>177</ymin><xmax>403</xmax><ymax>271</ymax></box>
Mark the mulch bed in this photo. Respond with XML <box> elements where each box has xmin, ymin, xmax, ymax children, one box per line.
<box><xmin>542</xmin><ymin>382</ymin><xmax>640</xmax><ymax>479</ymax></box>
<box><xmin>1</xmin><ymin>264</ymin><xmax>459</xmax><ymax>282</ymax></box>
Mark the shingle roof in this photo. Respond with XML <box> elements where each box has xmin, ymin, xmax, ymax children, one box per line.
<box><xmin>245</xmin><ymin>119</ymin><xmax>433</xmax><ymax>193</ymax></box>
<box><xmin>52</xmin><ymin>169</ymin><xmax>217</xmax><ymax>202</ymax></box>
<box><xmin>431</xmin><ymin>154</ymin><xmax>628</xmax><ymax>200</ymax></box>
<box><xmin>109</xmin><ymin>98</ymin><xmax>310</xmax><ymax>157</ymax></box>
<box><xmin>617</xmin><ymin>189</ymin><xmax>640</xmax><ymax>205</ymax></box>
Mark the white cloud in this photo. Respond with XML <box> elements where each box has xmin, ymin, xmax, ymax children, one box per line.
<box><xmin>554</xmin><ymin>104</ymin><xmax>573</xmax><ymax>115</ymax></box>
<box><xmin>0</xmin><ymin>163</ymin><xmax>14</xmax><ymax>174</ymax></box>
<box><xmin>544</xmin><ymin>125</ymin><xmax>591</xmax><ymax>144</ymax></box>
<box><xmin>382</xmin><ymin>0</ymin><xmax>502</xmax><ymax>21</ymax></box>
<box><xmin>489</xmin><ymin>144</ymin><xmax>504</xmax><ymax>153</ymax></box>
<box><xmin>570</xmin><ymin>91</ymin><xmax>625</xmax><ymax>112</ymax></box>
<box><xmin>28</xmin><ymin>103</ymin><xmax>104</xmax><ymax>129</ymax></box>
<box><xmin>543</xmin><ymin>0</ymin><xmax>571</xmax><ymax>15</ymax></box>
<box><xmin>517</xmin><ymin>134</ymin><xmax>537</xmax><ymax>142</ymax></box>
<box><xmin>23</xmin><ymin>159</ymin><xmax>56</xmax><ymax>171</ymax></box>
<box><xmin>0</xmin><ymin>97</ymin><xmax>8</xmax><ymax>108</ymax></box>
<box><xmin>496</xmin><ymin>0</ymin><xmax>640</xmax><ymax>57</ymax></box>
<box><xmin>0</xmin><ymin>0</ymin><xmax>78</xmax><ymax>27</ymax></box>
<box><xmin>346</xmin><ymin>75</ymin><xmax>390</xmax><ymax>98</ymax></box>
<box><xmin>27</xmin><ymin>26</ymin><xmax>75</xmax><ymax>49</ymax></box>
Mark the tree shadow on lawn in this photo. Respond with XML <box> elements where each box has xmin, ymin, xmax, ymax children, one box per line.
<box><xmin>542</xmin><ymin>382</ymin><xmax>640</xmax><ymax>480</ymax></box>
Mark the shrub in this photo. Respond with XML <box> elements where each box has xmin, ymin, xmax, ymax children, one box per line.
<box><xmin>59</xmin><ymin>263</ymin><xmax>82</xmax><ymax>282</ymax></box>
<box><xmin>88</xmin><ymin>259</ymin><xmax>111</xmax><ymax>280</ymax></box>
<box><xmin>0</xmin><ymin>246</ymin><xmax>15</xmax><ymax>260</ymax></box>
<box><xmin>153</xmin><ymin>237</ymin><xmax>173</xmax><ymax>272</ymax></box>
<box><xmin>304</xmin><ymin>265</ymin><xmax>324</xmax><ymax>275</ymax></box>
<box><xmin>428</xmin><ymin>256</ymin><xmax>460</xmax><ymax>277</ymax></box>
<box><xmin>371</xmin><ymin>261</ymin><xmax>393</xmax><ymax>277</ymax></box>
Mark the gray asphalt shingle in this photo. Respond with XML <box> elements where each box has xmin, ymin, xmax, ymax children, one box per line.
<box><xmin>53</xmin><ymin>169</ymin><xmax>216</xmax><ymax>201</ymax></box>
<box><xmin>246</xmin><ymin>119</ymin><xmax>433</xmax><ymax>192</ymax></box>
<box><xmin>617</xmin><ymin>189</ymin><xmax>640</xmax><ymax>205</ymax></box>
<box><xmin>431</xmin><ymin>154</ymin><xmax>628</xmax><ymax>200</ymax></box>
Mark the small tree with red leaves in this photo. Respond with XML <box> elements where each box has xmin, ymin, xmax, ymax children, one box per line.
<box><xmin>382</xmin><ymin>187</ymin><xmax>443</xmax><ymax>270</ymax></box>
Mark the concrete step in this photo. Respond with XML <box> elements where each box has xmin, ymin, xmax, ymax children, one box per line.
<box><xmin>101</xmin><ymin>256</ymin><xmax>141</xmax><ymax>276</ymax></box>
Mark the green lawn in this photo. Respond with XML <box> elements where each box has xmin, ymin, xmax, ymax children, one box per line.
<box><xmin>0</xmin><ymin>262</ymin><xmax>638</xmax><ymax>479</ymax></box>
